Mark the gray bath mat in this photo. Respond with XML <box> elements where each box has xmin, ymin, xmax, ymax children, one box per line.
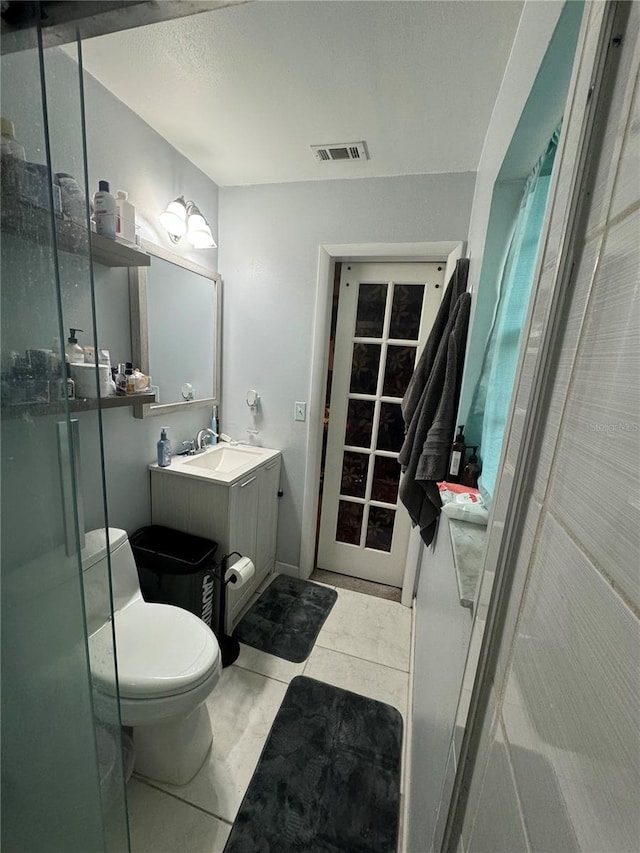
<box><xmin>224</xmin><ymin>676</ymin><xmax>403</xmax><ymax>853</ymax></box>
<box><xmin>233</xmin><ymin>574</ymin><xmax>337</xmax><ymax>663</ymax></box>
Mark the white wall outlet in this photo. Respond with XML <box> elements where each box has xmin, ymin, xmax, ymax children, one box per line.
<box><xmin>294</xmin><ymin>401</ymin><xmax>306</xmax><ymax>422</ymax></box>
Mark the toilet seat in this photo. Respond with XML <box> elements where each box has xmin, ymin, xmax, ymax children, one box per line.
<box><xmin>91</xmin><ymin>600</ymin><xmax>220</xmax><ymax>700</ymax></box>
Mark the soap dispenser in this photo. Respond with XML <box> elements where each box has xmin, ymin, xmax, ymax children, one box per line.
<box><xmin>157</xmin><ymin>427</ymin><xmax>172</xmax><ymax>468</ymax></box>
<box><xmin>65</xmin><ymin>328</ymin><xmax>84</xmax><ymax>364</ymax></box>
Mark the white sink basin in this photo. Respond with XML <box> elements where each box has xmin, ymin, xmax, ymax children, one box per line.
<box><xmin>183</xmin><ymin>446</ymin><xmax>262</xmax><ymax>474</ymax></box>
<box><xmin>151</xmin><ymin>443</ymin><xmax>280</xmax><ymax>485</ymax></box>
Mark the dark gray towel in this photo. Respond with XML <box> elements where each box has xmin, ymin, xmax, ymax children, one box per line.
<box><xmin>401</xmin><ymin>258</ymin><xmax>469</xmax><ymax>427</ymax></box>
<box><xmin>399</xmin><ymin>291</ymin><xmax>471</xmax><ymax>545</ymax></box>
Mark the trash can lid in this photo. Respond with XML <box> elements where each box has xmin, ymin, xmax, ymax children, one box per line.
<box><xmin>91</xmin><ymin>600</ymin><xmax>220</xmax><ymax>699</ymax></box>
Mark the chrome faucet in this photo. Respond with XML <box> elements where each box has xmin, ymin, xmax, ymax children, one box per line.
<box><xmin>195</xmin><ymin>427</ymin><xmax>217</xmax><ymax>451</ymax></box>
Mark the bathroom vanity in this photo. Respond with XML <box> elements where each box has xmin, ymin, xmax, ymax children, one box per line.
<box><xmin>149</xmin><ymin>444</ymin><xmax>282</xmax><ymax>631</ymax></box>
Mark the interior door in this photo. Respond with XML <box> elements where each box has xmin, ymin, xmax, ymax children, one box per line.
<box><xmin>318</xmin><ymin>262</ymin><xmax>445</xmax><ymax>586</ymax></box>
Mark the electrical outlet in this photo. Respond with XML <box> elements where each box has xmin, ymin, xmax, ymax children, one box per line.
<box><xmin>294</xmin><ymin>401</ymin><xmax>306</xmax><ymax>422</ymax></box>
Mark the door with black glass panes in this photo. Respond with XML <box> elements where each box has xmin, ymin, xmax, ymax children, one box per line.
<box><xmin>318</xmin><ymin>262</ymin><xmax>444</xmax><ymax>585</ymax></box>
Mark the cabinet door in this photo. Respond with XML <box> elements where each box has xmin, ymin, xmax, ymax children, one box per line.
<box><xmin>227</xmin><ymin>472</ymin><xmax>259</xmax><ymax>629</ymax></box>
<box><xmin>229</xmin><ymin>472</ymin><xmax>259</xmax><ymax>560</ymax></box>
<box><xmin>256</xmin><ymin>457</ymin><xmax>282</xmax><ymax>580</ymax></box>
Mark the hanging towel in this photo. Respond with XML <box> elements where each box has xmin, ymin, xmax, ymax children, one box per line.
<box><xmin>401</xmin><ymin>258</ymin><xmax>469</xmax><ymax>428</ymax></box>
<box><xmin>399</xmin><ymin>288</ymin><xmax>471</xmax><ymax>545</ymax></box>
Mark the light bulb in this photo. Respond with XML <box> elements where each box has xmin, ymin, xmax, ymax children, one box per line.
<box><xmin>186</xmin><ymin>205</ymin><xmax>216</xmax><ymax>248</ymax></box>
<box><xmin>159</xmin><ymin>197</ymin><xmax>187</xmax><ymax>237</ymax></box>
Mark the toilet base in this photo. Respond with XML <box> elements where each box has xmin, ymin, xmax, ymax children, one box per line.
<box><xmin>132</xmin><ymin>703</ymin><xmax>212</xmax><ymax>785</ymax></box>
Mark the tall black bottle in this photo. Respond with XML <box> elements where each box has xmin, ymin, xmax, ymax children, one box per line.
<box><xmin>447</xmin><ymin>424</ymin><xmax>466</xmax><ymax>484</ymax></box>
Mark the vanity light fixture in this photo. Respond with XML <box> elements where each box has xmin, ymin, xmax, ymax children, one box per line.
<box><xmin>159</xmin><ymin>196</ymin><xmax>216</xmax><ymax>248</ymax></box>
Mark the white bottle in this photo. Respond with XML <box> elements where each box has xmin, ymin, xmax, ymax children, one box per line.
<box><xmin>93</xmin><ymin>180</ymin><xmax>116</xmax><ymax>238</ymax></box>
<box><xmin>65</xmin><ymin>328</ymin><xmax>84</xmax><ymax>364</ymax></box>
<box><xmin>115</xmin><ymin>190</ymin><xmax>136</xmax><ymax>243</ymax></box>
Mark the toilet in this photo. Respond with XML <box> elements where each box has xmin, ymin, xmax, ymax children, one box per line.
<box><xmin>81</xmin><ymin>528</ymin><xmax>222</xmax><ymax>785</ymax></box>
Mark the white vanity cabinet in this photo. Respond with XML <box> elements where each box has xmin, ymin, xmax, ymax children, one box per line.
<box><xmin>150</xmin><ymin>449</ymin><xmax>282</xmax><ymax>630</ymax></box>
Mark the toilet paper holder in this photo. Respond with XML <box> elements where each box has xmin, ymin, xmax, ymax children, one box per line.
<box><xmin>213</xmin><ymin>552</ymin><xmax>254</xmax><ymax>667</ymax></box>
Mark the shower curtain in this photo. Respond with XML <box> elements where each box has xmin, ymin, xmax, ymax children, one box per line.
<box><xmin>466</xmin><ymin>127</ymin><xmax>560</xmax><ymax>500</ymax></box>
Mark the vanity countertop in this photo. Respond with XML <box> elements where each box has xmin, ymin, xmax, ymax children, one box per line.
<box><xmin>447</xmin><ymin>518</ymin><xmax>487</xmax><ymax>610</ymax></box>
<box><xmin>150</xmin><ymin>443</ymin><xmax>281</xmax><ymax>486</ymax></box>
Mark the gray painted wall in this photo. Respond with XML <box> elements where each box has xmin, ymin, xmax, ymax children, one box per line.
<box><xmin>50</xmin><ymin>49</ymin><xmax>222</xmax><ymax>534</ymax></box>
<box><xmin>218</xmin><ymin>172</ymin><xmax>475</xmax><ymax>568</ymax></box>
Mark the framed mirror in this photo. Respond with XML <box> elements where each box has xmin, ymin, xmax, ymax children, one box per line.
<box><xmin>130</xmin><ymin>241</ymin><xmax>221</xmax><ymax>418</ymax></box>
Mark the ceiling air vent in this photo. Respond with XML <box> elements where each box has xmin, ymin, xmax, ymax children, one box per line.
<box><xmin>311</xmin><ymin>141</ymin><xmax>369</xmax><ymax>163</ymax></box>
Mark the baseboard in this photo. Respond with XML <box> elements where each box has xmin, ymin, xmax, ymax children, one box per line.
<box><xmin>275</xmin><ymin>560</ymin><xmax>299</xmax><ymax>578</ymax></box>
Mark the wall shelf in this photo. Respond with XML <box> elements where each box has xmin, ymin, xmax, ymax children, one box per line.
<box><xmin>90</xmin><ymin>232</ymin><xmax>151</xmax><ymax>267</ymax></box>
<box><xmin>0</xmin><ymin>194</ymin><xmax>150</xmax><ymax>267</ymax></box>
<box><xmin>1</xmin><ymin>392</ymin><xmax>156</xmax><ymax>420</ymax></box>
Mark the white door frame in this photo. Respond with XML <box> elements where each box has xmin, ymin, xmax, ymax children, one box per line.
<box><xmin>300</xmin><ymin>240</ymin><xmax>466</xmax><ymax>603</ymax></box>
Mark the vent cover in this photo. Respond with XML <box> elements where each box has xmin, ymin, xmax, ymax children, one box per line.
<box><xmin>311</xmin><ymin>141</ymin><xmax>369</xmax><ymax>163</ymax></box>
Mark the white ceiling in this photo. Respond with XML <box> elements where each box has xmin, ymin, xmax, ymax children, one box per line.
<box><xmin>77</xmin><ymin>0</ymin><xmax>524</xmax><ymax>187</ymax></box>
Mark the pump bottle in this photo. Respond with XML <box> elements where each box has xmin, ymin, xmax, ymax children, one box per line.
<box><xmin>157</xmin><ymin>427</ymin><xmax>172</xmax><ymax>468</ymax></box>
<box><xmin>65</xmin><ymin>328</ymin><xmax>84</xmax><ymax>364</ymax></box>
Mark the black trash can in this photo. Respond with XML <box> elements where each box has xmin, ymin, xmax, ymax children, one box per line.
<box><xmin>130</xmin><ymin>525</ymin><xmax>218</xmax><ymax>631</ymax></box>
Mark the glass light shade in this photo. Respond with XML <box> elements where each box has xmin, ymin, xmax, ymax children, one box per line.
<box><xmin>186</xmin><ymin>207</ymin><xmax>216</xmax><ymax>248</ymax></box>
<box><xmin>159</xmin><ymin>198</ymin><xmax>187</xmax><ymax>237</ymax></box>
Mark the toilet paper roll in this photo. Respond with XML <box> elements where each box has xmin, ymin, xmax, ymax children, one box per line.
<box><xmin>225</xmin><ymin>556</ymin><xmax>255</xmax><ymax>588</ymax></box>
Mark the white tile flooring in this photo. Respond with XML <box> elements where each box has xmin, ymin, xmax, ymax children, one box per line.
<box><xmin>127</xmin><ymin>583</ymin><xmax>413</xmax><ymax>853</ymax></box>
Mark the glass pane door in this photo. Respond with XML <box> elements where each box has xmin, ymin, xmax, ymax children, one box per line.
<box><xmin>318</xmin><ymin>262</ymin><xmax>445</xmax><ymax>585</ymax></box>
<box><xmin>1</xmin><ymin>33</ymin><xmax>129</xmax><ymax>853</ymax></box>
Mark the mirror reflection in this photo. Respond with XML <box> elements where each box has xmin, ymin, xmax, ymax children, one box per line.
<box><xmin>131</xmin><ymin>244</ymin><xmax>220</xmax><ymax>417</ymax></box>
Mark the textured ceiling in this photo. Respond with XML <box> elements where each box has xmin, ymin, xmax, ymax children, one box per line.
<box><xmin>77</xmin><ymin>0</ymin><xmax>524</xmax><ymax>186</ymax></box>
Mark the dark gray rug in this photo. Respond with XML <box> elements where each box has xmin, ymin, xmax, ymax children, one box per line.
<box><xmin>224</xmin><ymin>676</ymin><xmax>403</xmax><ymax>853</ymax></box>
<box><xmin>233</xmin><ymin>574</ymin><xmax>337</xmax><ymax>663</ymax></box>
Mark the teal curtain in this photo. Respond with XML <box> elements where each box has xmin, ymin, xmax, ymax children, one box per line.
<box><xmin>467</xmin><ymin>127</ymin><xmax>560</xmax><ymax>501</ymax></box>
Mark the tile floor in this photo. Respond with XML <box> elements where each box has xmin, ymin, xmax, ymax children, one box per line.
<box><xmin>127</xmin><ymin>582</ymin><xmax>413</xmax><ymax>853</ymax></box>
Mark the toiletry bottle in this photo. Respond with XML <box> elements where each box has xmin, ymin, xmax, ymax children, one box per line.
<box><xmin>66</xmin><ymin>362</ymin><xmax>75</xmax><ymax>400</ymax></box>
<box><xmin>211</xmin><ymin>405</ymin><xmax>218</xmax><ymax>445</ymax></box>
<box><xmin>65</xmin><ymin>328</ymin><xmax>84</xmax><ymax>364</ymax></box>
<box><xmin>157</xmin><ymin>427</ymin><xmax>172</xmax><ymax>468</ymax></box>
<box><xmin>448</xmin><ymin>424</ymin><xmax>466</xmax><ymax>484</ymax></box>
<box><xmin>1</xmin><ymin>116</ymin><xmax>26</xmax><ymax>195</ymax></box>
<box><xmin>56</xmin><ymin>172</ymin><xmax>86</xmax><ymax>225</ymax></box>
<box><xmin>125</xmin><ymin>362</ymin><xmax>135</xmax><ymax>394</ymax></box>
<box><xmin>115</xmin><ymin>190</ymin><xmax>136</xmax><ymax>243</ymax></box>
<box><xmin>115</xmin><ymin>363</ymin><xmax>127</xmax><ymax>395</ymax></box>
<box><xmin>461</xmin><ymin>446</ymin><xmax>481</xmax><ymax>489</ymax></box>
<box><xmin>93</xmin><ymin>180</ymin><xmax>117</xmax><ymax>238</ymax></box>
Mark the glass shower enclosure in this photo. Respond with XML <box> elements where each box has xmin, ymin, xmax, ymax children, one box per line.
<box><xmin>1</xmin><ymin>25</ymin><xmax>130</xmax><ymax>853</ymax></box>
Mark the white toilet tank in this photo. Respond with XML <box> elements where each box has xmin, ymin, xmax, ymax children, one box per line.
<box><xmin>81</xmin><ymin>528</ymin><xmax>142</xmax><ymax>636</ymax></box>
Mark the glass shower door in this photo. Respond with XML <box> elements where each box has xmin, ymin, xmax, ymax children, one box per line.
<box><xmin>1</xmin><ymin>29</ymin><xmax>129</xmax><ymax>853</ymax></box>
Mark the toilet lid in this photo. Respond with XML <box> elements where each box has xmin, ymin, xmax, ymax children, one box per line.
<box><xmin>92</xmin><ymin>601</ymin><xmax>220</xmax><ymax>699</ymax></box>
